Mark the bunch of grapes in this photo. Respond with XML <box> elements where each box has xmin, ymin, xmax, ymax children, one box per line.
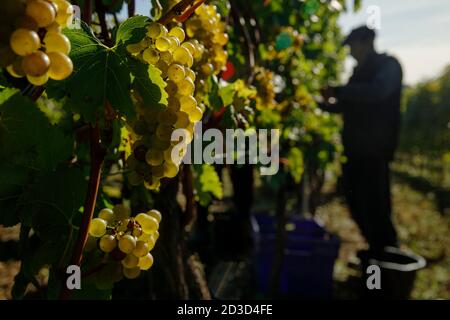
<box><xmin>85</xmin><ymin>204</ymin><xmax>162</xmax><ymax>285</ymax></box>
<box><xmin>253</xmin><ymin>67</ymin><xmax>277</xmax><ymax>110</ymax></box>
<box><xmin>0</xmin><ymin>0</ymin><xmax>74</xmax><ymax>86</ymax></box>
<box><xmin>124</xmin><ymin>22</ymin><xmax>206</xmax><ymax>190</ymax></box>
<box><xmin>185</xmin><ymin>4</ymin><xmax>229</xmax><ymax>94</ymax></box>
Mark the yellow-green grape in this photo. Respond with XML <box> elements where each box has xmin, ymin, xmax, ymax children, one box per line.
<box><xmin>47</xmin><ymin>52</ymin><xmax>73</xmax><ymax>80</ymax></box>
<box><xmin>145</xmin><ymin>149</ymin><xmax>164</xmax><ymax>166</ymax></box>
<box><xmin>189</xmin><ymin>106</ymin><xmax>203</xmax><ymax>123</ymax></box>
<box><xmin>201</xmin><ymin>63</ymin><xmax>214</xmax><ymax>76</ymax></box>
<box><xmin>155</xmin><ymin>36</ymin><xmax>171</xmax><ymax>52</ymax></box>
<box><xmin>128</xmin><ymin>170</ymin><xmax>144</xmax><ymax>186</ymax></box>
<box><xmin>180</xmin><ymin>95</ymin><xmax>197</xmax><ymax>113</ymax></box>
<box><xmin>27</xmin><ymin>73</ymin><xmax>49</xmax><ymax>86</ymax></box>
<box><xmin>84</xmin><ymin>235</ymin><xmax>97</xmax><ymax>252</ymax></box>
<box><xmin>163</xmin><ymin>162</ymin><xmax>179</xmax><ymax>178</ymax></box>
<box><xmin>118</xmin><ymin>234</ymin><xmax>137</xmax><ymax>254</ymax></box>
<box><xmin>151</xmin><ymin>165</ymin><xmax>165</xmax><ymax>179</ymax></box>
<box><xmin>113</xmin><ymin>204</ymin><xmax>131</xmax><ymax>220</ymax></box>
<box><xmin>139</xmin><ymin>37</ymin><xmax>152</xmax><ymax>49</ymax></box>
<box><xmin>214</xmin><ymin>32</ymin><xmax>229</xmax><ymax>46</ymax></box>
<box><xmin>26</xmin><ymin>0</ymin><xmax>56</xmax><ymax>28</ymax></box>
<box><xmin>147</xmin><ymin>22</ymin><xmax>167</xmax><ymax>39</ymax></box>
<box><xmin>138</xmin><ymin>232</ymin><xmax>153</xmax><ymax>243</ymax></box>
<box><xmin>181</xmin><ymin>42</ymin><xmax>196</xmax><ymax>56</ymax></box>
<box><xmin>167</xmin><ymin>63</ymin><xmax>185</xmax><ymax>83</ymax></box>
<box><xmin>147</xmin><ymin>209</ymin><xmax>162</xmax><ymax>224</ymax></box>
<box><xmin>54</xmin><ymin>0</ymin><xmax>74</xmax><ymax>28</ymax></box>
<box><xmin>10</xmin><ymin>28</ymin><xmax>40</xmax><ymax>56</ymax></box>
<box><xmin>154</xmin><ymin>230</ymin><xmax>160</xmax><ymax>241</ymax></box>
<box><xmin>44</xmin><ymin>31</ymin><xmax>71</xmax><ymax>54</ymax></box>
<box><xmin>132</xmin><ymin>241</ymin><xmax>149</xmax><ymax>257</ymax></box>
<box><xmin>167</xmin><ymin>36</ymin><xmax>180</xmax><ymax>52</ymax></box>
<box><xmin>173</xmin><ymin>47</ymin><xmax>193</xmax><ymax>67</ymax></box>
<box><xmin>160</xmin><ymin>51</ymin><xmax>173</xmax><ymax>64</ymax></box>
<box><xmin>98</xmin><ymin>208</ymin><xmax>114</xmax><ymax>224</ymax></box>
<box><xmin>122</xmin><ymin>254</ymin><xmax>139</xmax><ymax>268</ymax></box>
<box><xmin>169</xmin><ymin>26</ymin><xmax>186</xmax><ymax>42</ymax></box>
<box><xmin>185</xmin><ymin>68</ymin><xmax>196</xmax><ymax>82</ymax></box>
<box><xmin>143</xmin><ymin>48</ymin><xmax>160</xmax><ymax>65</ymax></box>
<box><xmin>99</xmin><ymin>234</ymin><xmax>117</xmax><ymax>253</ymax></box>
<box><xmin>127</xmin><ymin>43</ymin><xmax>142</xmax><ymax>54</ymax></box>
<box><xmin>178</xmin><ymin>77</ymin><xmax>195</xmax><ymax>96</ymax></box>
<box><xmin>135</xmin><ymin>213</ymin><xmax>159</xmax><ymax>234</ymax></box>
<box><xmin>175</xmin><ymin>111</ymin><xmax>190</xmax><ymax>129</ymax></box>
<box><xmin>89</xmin><ymin>218</ymin><xmax>107</xmax><ymax>238</ymax></box>
<box><xmin>123</xmin><ymin>267</ymin><xmax>141</xmax><ymax>279</ymax></box>
<box><xmin>22</xmin><ymin>51</ymin><xmax>50</xmax><ymax>77</ymax></box>
<box><xmin>138</xmin><ymin>253</ymin><xmax>154</xmax><ymax>271</ymax></box>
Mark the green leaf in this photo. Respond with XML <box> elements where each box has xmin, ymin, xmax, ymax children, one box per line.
<box><xmin>48</xmin><ymin>22</ymin><xmax>134</xmax><ymax>123</ymax></box>
<box><xmin>219</xmin><ymin>82</ymin><xmax>235</xmax><ymax>107</ymax></box>
<box><xmin>0</xmin><ymin>89</ymin><xmax>73</xmax><ymax>172</ymax></box>
<box><xmin>193</xmin><ymin>164</ymin><xmax>223</xmax><ymax>206</ymax></box>
<box><xmin>115</xmin><ymin>15</ymin><xmax>149</xmax><ymax>46</ymax></box>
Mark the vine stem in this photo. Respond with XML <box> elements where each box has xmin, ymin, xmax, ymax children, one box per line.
<box><xmin>82</xmin><ymin>0</ymin><xmax>93</xmax><ymax>25</ymax></box>
<box><xmin>182</xmin><ymin>164</ymin><xmax>196</xmax><ymax>227</ymax></box>
<box><xmin>158</xmin><ymin>0</ymin><xmax>197</xmax><ymax>25</ymax></box>
<box><xmin>59</xmin><ymin>125</ymin><xmax>106</xmax><ymax>300</ymax></box>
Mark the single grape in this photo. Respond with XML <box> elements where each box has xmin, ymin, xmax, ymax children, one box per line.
<box><xmin>121</xmin><ymin>254</ymin><xmax>139</xmax><ymax>268</ymax></box>
<box><xmin>147</xmin><ymin>22</ymin><xmax>166</xmax><ymax>39</ymax></box>
<box><xmin>142</xmin><ymin>48</ymin><xmax>160</xmax><ymax>65</ymax></box>
<box><xmin>46</xmin><ymin>22</ymin><xmax>62</xmax><ymax>33</ymax></box>
<box><xmin>89</xmin><ymin>218</ymin><xmax>107</xmax><ymax>238</ymax></box>
<box><xmin>99</xmin><ymin>234</ymin><xmax>117</xmax><ymax>253</ymax></box>
<box><xmin>132</xmin><ymin>226</ymin><xmax>143</xmax><ymax>237</ymax></box>
<box><xmin>167</xmin><ymin>63</ymin><xmax>185</xmax><ymax>83</ymax></box>
<box><xmin>167</xmin><ymin>36</ymin><xmax>180</xmax><ymax>52</ymax></box>
<box><xmin>154</xmin><ymin>230</ymin><xmax>160</xmax><ymax>241</ymax></box>
<box><xmin>156</xmin><ymin>124</ymin><xmax>173</xmax><ymax>141</ymax></box>
<box><xmin>113</xmin><ymin>204</ymin><xmax>131</xmax><ymax>220</ymax></box>
<box><xmin>22</xmin><ymin>51</ymin><xmax>50</xmax><ymax>77</ymax></box>
<box><xmin>185</xmin><ymin>68</ymin><xmax>196</xmax><ymax>82</ymax></box>
<box><xmin>189</xmin><ymin>106</ymin><xmax>204</xmax><ymax>123</ymax></box>
<box><xmin>145</xmin><ymin>149</ymin><xmax>164</xmax><ymax>166</ymax></box>
<box><xmin>160</xmin><ymin>51</ymin><xmax>173</xmax><ymax>64</ymax></box>
<box><xmin>127</xmin><ymin>43</ymin><xmax>142</xmax><ymax>54</ymax></box>
<box><xmin>44</xmin><ymin>31</ymin><xmax>71</xmax><ymax>54</ymax></box>
<box><xmin>26</xmin><ymin>0</ymin><xmax>56</xmax><ymax>28</ymax></box>
<box><xmin>147</xmin><ymin>209</ymin><xmax>162</xmax><ymax>223</ymax></box>
<box><xmin>173</xmin><ymin>47</ymin><xmax>193</xmax><ymax>67</ymax></box>
<box><xmin>138</xmin><ymin>253</ymin><xmax>154</xmax><ymax>271</ymax></box>
<box><xmin>54</xmin><ymin>0</ymin><xmax>74</xmax><ymax>28</ymax></box>
<box><xmin>201</xmin><ymin>63</ymin><xmax>214</xmax><ymax>76</ymax></box>
<box><xmin>138</xmin><ymin>232</ymin><xmax>153</xmax><ymax>243</ymax></box>
<box><xmin>151</xmin><ymin>165</ymin><xmax>165</xmax><ymax>179</ymax></box>
<box><xmin>177</xmin><ymin>77</ymin><xmax>195</xmax><ymax>96</ymax></box>
<box><xmin>181</xmin><ymin>42</ymin><xmax>196</xmax><ymax>56</ymax></box>
<box><xmin>10</xmin><ymin>28</ymin><xmax>40</xmax><ymax>56</ymax></box>
<box><xmin>180</xmin><ymin>95</ymin><xmax>197</xmax><ymax>113</ymax></box>
<box><xmin>27</xmin><ymin>73</ymin><xmax>49</xmax><ymax>86</ymax></box>
<box><xmin>169</xmin><ymin>26</ymin><xmax>186</xmax><ymax>42</ymax></box>
<box><xmin>163</xmin><ymin>162</ymin><xmax>179</xmax><ymax>178</ymax></box>
<box><xmin>155</xmin><ymin>37</ymin><xmax>171</xmax><ymax>52</ymax></box>
<box><xmin>6</xmin><ymin>58</ymin><xmax>25</xmax><ymax>78</ymax></box>
<box><xmin>158</xmin><ymin>109</ymin><xmax>178</xmax><ymax>125</ymax></box>
<box><xmin>47</xmin><ymin>52</ymin><xmax>73</xmax><ymax>80</ymax></box>
<box><xmin>98</xmin><ymin>208</ymin><xmax>114</xmax><ymax>224</ymax></box>
<box><xmin>118</xmin><ymin>234</ymin><xmax>137</xmax><ymax>254</ymax></box>
<box><xmin>133</xmin><ymin>241</ymin><xmax>149</xmax><ymax>257</ymax></box>
<box><xmin>135</xmin><ymin>213</ymin><xmax>159</xmax><ymax>234</ymax></box>
<box><xmin>123</xmin><ymin>267</ymin><xmax>141</xmax><ymax>279</ymax></box>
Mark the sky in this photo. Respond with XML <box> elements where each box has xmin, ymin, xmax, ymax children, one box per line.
<box><xmin>127</xmin><ymin>0</ymin><xmax>450</xmax><ymax>85</ymax></box>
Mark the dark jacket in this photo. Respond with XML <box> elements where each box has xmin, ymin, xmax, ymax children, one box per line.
<box><xmin>322</xmin><ymin>52</ymin><xmax>403</xmax><ymax>161</ymax></box>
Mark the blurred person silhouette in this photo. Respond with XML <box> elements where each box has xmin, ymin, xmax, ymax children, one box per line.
<box><xmin>320</xmin><ymin>26</ymin><xmax>403</xmax><ymax>258</ymax></box>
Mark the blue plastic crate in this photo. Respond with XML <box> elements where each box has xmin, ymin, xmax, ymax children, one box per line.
<box><xmin>252</xmin><ymin>214</ymin><xmax>340</xmax><ymax>299</ymax></box>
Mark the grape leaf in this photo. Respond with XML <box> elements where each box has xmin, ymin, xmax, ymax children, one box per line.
<box><xmin>115</xmin><ymin>15</ymin><xmax>149</xmax><ymax>46</ymax></box>
<box><xmin>193</xmin><ymin>164</ymin><xmax>223</xmax><ymax>206</ymax></box>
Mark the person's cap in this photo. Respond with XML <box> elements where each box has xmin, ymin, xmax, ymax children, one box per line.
<box><xmin>343</xmin><ymin>26</ymin><xmax>376</xmax><ymax>45</ymax></box>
